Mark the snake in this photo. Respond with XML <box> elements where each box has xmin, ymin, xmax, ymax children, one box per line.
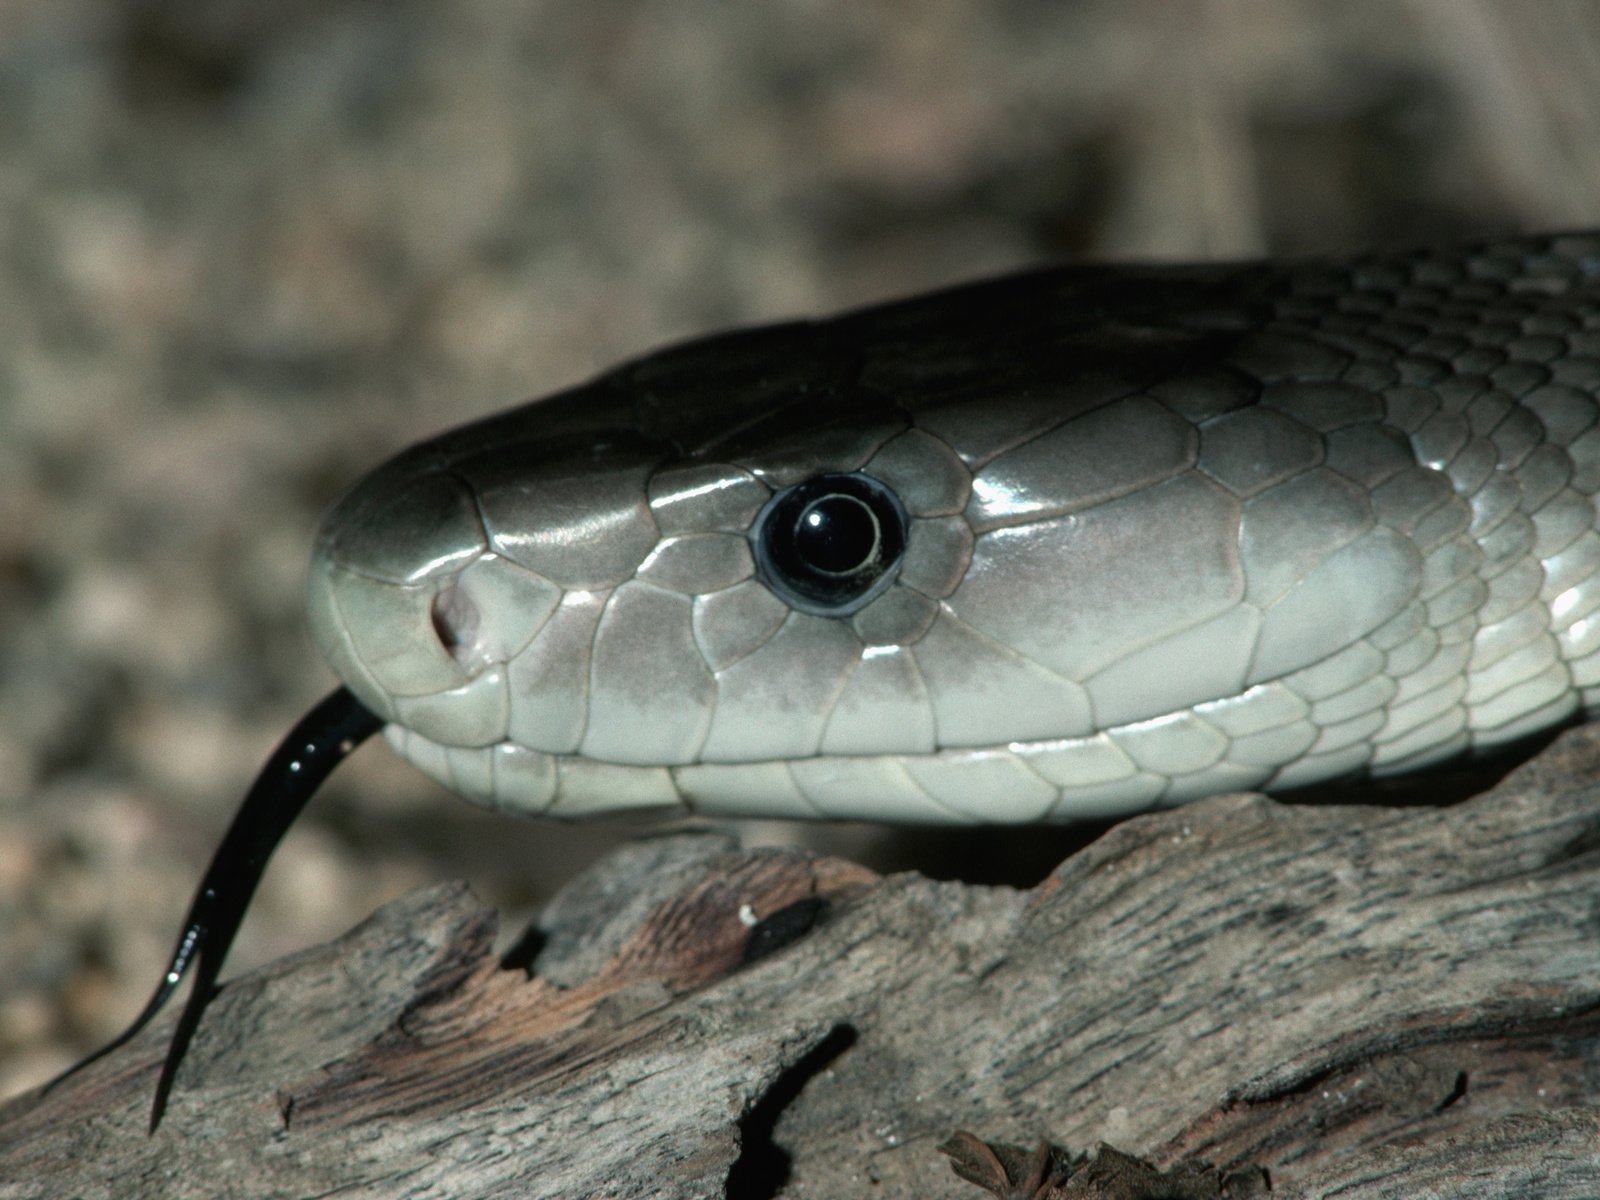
<box><xmin>51</xmin><ymin>232</ymin><xmax>1600</xmax><ymax>1128</ymax></box>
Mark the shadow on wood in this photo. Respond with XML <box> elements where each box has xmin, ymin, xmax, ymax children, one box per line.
<box><xmin>4</xmin><ymin>727</ymin><xmax>1600</xmax><ymax>1198</ymax></box>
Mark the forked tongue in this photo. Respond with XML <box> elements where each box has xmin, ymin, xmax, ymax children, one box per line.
<box><xmin>44</xmin><ymin>687</ymin><xmax>382</xmax><ymax>1132</ymax></box>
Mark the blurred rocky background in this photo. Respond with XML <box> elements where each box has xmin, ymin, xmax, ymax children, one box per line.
<box><xmin>3</xmin><ymin>0</ymin><xmax>1600</xmax><ymax>1100</ymax></box>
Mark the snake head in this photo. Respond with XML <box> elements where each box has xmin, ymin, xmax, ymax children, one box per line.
<box><xmin>308</xmin><ymin>244</ymin><xmax>1600</xmax><ymax>826</ymax></box>
<box><xmin>306</xmin><ymin>275</ymin><xmax>1416</xmax><ymax>827</ymax></box>
<box><xmin>304</xmin><ymin>347</ymin><xmax>974</xmax><ymax>820</ymax></box>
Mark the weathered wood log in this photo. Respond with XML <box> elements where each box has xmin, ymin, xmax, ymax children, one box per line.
<box><xmin>4</xmin><ymin>726</ymin><xmax>1600</xmax><ymax>1199</ymax></box>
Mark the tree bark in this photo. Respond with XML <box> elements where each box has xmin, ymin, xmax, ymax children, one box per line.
<box><xmin>4</xmin><ymin>727</ymin><xmax>1600</xmax><ymax>1199</ymax></box>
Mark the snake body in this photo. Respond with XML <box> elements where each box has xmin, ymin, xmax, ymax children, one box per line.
<box><xmin>308</xmin><ymin>234</ymin><xmax>1600</xmax><ymax>825</ymax></box>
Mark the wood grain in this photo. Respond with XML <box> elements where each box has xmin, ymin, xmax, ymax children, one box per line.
<box><xmin>5</xmin><ymin>727</ymin><xmax>1600</xmax><ymax>1198</ymax></box>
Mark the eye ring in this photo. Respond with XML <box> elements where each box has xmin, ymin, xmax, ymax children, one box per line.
<box><xmin>752</xmin><ymin>472</ymin><xmax>909</xmax><ymax>616</ymax></box>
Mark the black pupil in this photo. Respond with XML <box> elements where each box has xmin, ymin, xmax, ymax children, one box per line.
<box><xmin>752</xmin><ymin>471</ymin><xmax>908</xmax><ymax>617</ymax></box>
<box><xmin>793</xmin><ymin>494</ymin><xmax>879</xmax><ymax>575</ymax></box>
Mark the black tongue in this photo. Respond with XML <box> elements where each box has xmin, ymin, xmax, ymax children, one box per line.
<box><xmin>42</xmin><ymin>686</ymin><xmax>383</xmax><ymax>1133</ymax></box>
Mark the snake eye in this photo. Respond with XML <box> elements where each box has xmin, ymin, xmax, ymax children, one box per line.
<box><xmin>753</xmin><ymin>472</ymin><xmax>908</xmax><ymax>616</ymax></box>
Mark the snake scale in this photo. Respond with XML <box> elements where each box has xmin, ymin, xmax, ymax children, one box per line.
<box><xmin>55</xmin><ymin>232</ymin><xmax>1600</xmax><ymax>1126</ymax></box>
<box><xmin>318</xmin><ymin>232</ymin><xmax>1600</xmax><ymax>822</ymax></box>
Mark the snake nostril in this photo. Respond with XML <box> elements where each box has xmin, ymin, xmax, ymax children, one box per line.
<box><xmin>430</xmin><ymin>583</ymin><xmax>481</xmax><ymax>662</ymax></box>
